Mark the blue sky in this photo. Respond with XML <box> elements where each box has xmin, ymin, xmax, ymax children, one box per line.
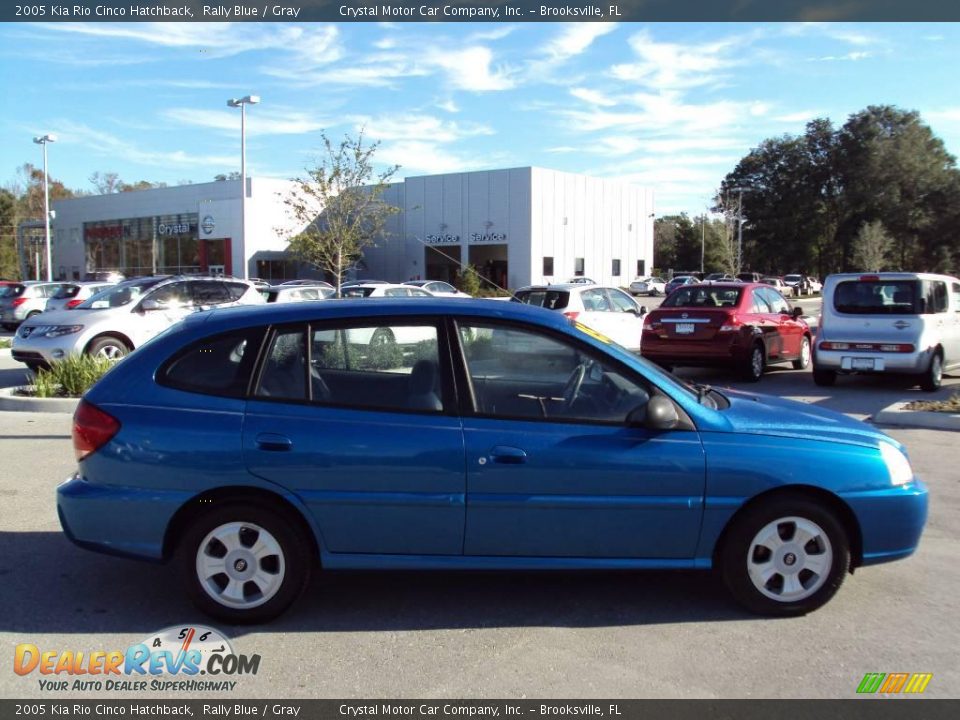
<box><xmin>2</xmin><ymin>21</ymin><xmax>959</xmax><ymax>216</ymax></box>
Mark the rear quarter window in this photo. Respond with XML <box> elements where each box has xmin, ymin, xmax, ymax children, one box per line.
<box><xmin>158</xmin><ymin>327</ymin><xmax>266</xmax><ymax>398</ymax></box>
<box><xmin>514</xmin><ymin>290</ymin><xmax>570</xmax><ymax>310</ymax></box>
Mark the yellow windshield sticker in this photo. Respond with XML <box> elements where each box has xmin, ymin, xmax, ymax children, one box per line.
<box><xmin>574</xmin><ymin>322</ymin><xmax>612</xmax><ymax>344</ymax></box>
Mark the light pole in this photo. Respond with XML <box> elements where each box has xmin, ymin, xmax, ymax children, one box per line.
<box><xmin>728</xmin><ymin>186</ymin><xmax>747</xmax><ymax>274</ymax></box>
<box><xmin>227</xmin><ymin>95</ymin><xmax>259</xmax><ymax>279</ymax></box>
<box><xmin>33</xmin><ymin>134</ymin><xmax>57</xmax><ymax>281</ymax></box>
<box><xmin>700</xmin><ymin>209</ymin><xmax>706</xmax><ymax>274</ymax></box>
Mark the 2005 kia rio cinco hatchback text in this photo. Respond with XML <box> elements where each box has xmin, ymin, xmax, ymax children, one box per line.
<box><xmin>59</xmin><ymin>299</ymin><xmax>928</xmax><ymax>623</ymax></box>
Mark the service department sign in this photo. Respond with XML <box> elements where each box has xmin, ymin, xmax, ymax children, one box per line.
<box><xmin>201</xmin><ymin>215</ymin><xmax>216</xmax><ymax>236</ymax></box>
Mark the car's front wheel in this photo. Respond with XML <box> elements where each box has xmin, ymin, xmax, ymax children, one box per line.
<box><xmin>180</xmin><ymin>503</ymin><xmax>312</xmax><ymax>624</ymax></box>
<box><xmin>720</xmin><ymin>495</ymin><xmax>850</xmax><ymax>616</ymax></box>
<box><xmin>87</xmin><ymin>336</ymin><xmax>131</xmax><ymax>361</ymax></box>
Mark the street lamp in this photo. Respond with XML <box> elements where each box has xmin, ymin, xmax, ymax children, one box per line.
<box><xmin>728</xmin><ymin>186</ymin><xmax>748</xmax><ymax>273</ymax></box>
<box><xmin>33</xmin><ymin>133</ymin><xmax>57</xmax><ymax>281</ymax></box>
<box><xmin>227</xmin><ymin>95</ymin><xmax>259</xmax><ymax>279</ymax></box>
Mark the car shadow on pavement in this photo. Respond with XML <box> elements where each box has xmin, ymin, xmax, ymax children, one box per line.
<box><xmin>0</xmin><ymin>531</ymin><xmax>755</xmax><ymax>636</ymax></box>
<box><xmin>0</xmin><ymin>366</ymin><xmax>30</xmax><ymax>389</ymax></box>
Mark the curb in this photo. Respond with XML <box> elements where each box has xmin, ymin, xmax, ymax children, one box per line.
<box><xmin>0</xmin><ymin>348</ymin><xmax>11</xmax><ymax>357</ymax></box>
<box><xmin>0</xmin><ymin>386</ymin><xmax>79</xmax><ymax>414</ymax></box>
<box><xmin>873</xmin><ymin>401</ymin><xmax>960</xmax><ymax>431</ymax></box>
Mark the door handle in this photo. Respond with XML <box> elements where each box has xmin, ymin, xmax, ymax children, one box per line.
<box><xmin>489</xmin><ymin>446</ymin><xmax>527</xmax><ymax>464</ymax></box>
<box><xmin>256</xmin><ymin>433</ymin><xmax>293</xmax><ymax>452</ymax></box>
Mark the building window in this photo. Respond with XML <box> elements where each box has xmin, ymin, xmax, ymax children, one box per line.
<box><xmin>574</xmin><ymin>258</ymin><xmax>585</xmax><ymax>276</ymax></box>
<box><xmin>543</xmin><ymin>257</ymin><xmax>554</xmax><ymax>276</ymax></box>
<box><xmin>612</xmin><ymin>259</ymin><xmax>621</xmax><ymax>277</ymax></box>
<box><xmin>637</xmin><ymin>259</ymin><xmax>646</xmax><ymax>277</ymax></box>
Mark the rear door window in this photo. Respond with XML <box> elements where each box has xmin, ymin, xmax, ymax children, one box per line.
<box><xmin>749</xmin><ymin>290</ymin><xmax>773</xmax><ymax>314</ymax></box>
<box><xmin>192</xmin><ymin>281</ymin><xmax>232</xmax><ymax>306</ymax></box>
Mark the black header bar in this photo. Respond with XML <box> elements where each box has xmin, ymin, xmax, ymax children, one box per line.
<box><xmin>5</xmin><ymin>0</ymin><xmax>960</xmax><ymax>23</ymax></box>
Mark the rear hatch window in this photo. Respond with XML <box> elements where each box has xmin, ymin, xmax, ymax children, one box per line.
<box><xmin>833</xmin><ymin>280</ymin><xmax>921</xmax><ymax>314</ymax></box>
<box><xmin>1</xmin><ymin>284</ymin><xmax>26</xmax><ymax>299</ymax></box>
<box><xmin>662</xmin><ymin>286</ymin><xmax>741</xmax><ymax>308</ymax></box>
<box><xmin>514</xmin><ymin>289</ymin><xmax>570</xmax><ymax>310</ymax></box>
<box><xmin>52</xmin><ymin>286</ymin><xmax>81</xmax><ymax>299</ymax></box>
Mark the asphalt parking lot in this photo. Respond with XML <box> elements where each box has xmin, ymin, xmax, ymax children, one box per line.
<box><xmin>1</xmin><ymin>314</ymin><xmax>959</xmax><ymax>699</ymax></box>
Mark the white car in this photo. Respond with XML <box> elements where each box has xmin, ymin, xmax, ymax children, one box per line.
<box><xmin>261</xmin><ymin>285</ymin><xmax>335</xmax><ymax>303</ymax></box>
<box><xmin>513</xmin><ymin>283</ymin><xmax>645</xmax><ymax>351</ymax></box>
<box><xmin>403</xmin><ymin>280</ymin><xmax>471</xmax><ymax>298</ymax></box>
<box><xmin>45</xmin><ymin>282</ymin><xmax>116</xmax><ymax>312</ymax></box>
<box><xmin>341</xmin><ymin>283</ymin><xmax>435</xmax><ymax>299</ymax></box>
<box><xmin>629</xmin><ymin>276</ymin><xmax>666</xmax><ymax>296</ymax></box>
<box><xmin>564</xmin><ymin>277</ymin><xmax>597</xmax><ymax>285</ymax></box>
<box><xmin>12</xmin><ymin>276</ymin><xmax>264</xmax><ymax>371</ymax></box>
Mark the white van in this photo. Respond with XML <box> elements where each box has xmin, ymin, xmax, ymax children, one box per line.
<box><xmin>813</xmin><ymin>272</ymin><xmax>960</xmax><ymax>390</ymax></box>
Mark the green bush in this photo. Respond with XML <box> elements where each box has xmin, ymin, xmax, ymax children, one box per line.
<box><xmin>31</xmin><ymin>354</ymin><xmax>116</xmax><ymax>398</ymax></box>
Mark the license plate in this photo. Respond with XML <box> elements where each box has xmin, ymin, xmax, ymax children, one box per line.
<box><xmin>675</xmin><ymin>323</ymin><xmax>695</xmax><ymax>334</ymax></box>
<box><xmin>851</xmin><ymin>358</ymin><xmax>875</xmax><ymax>370</ymax></box>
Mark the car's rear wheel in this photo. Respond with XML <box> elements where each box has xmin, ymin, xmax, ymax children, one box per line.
<box><xmin>920</xmin><ymin>351</ymin><xmax>943</xmax><ymax>392</ymax></box>
<box><xmin>812</xmin><ymin>368</ymin><xmax>836</xmax><ymax>386</ymax></box>
<box><xmin>742</xmin><ymin>343</ymin><xmax>765</xmax><ymax>382</ymax></box>
<box><xmin>792</xmin><ymin>336</ymin><xmax>811</xmax><ymax>370</ymax></box>
<box><xmin>720</xmin><ymin>495</ymin><xmax>849</xmax><ymax>616</ymax></box>
<box><xmin>180</xmin><ymin>503</ymin><xmax>311</xmax><ymax>624</ymax></box>
<box><xmin>87</xmin><ymin>336</ymin><xmax>131</xmax><ymax>361</ymax></box>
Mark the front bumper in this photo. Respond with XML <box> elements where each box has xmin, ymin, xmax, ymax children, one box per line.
<box><xmin>840</xmin><ymin>480</ymin><xmax>929</xmax><ymax>566</ymax></box>
<box><xmin>57</xmin><ymin>473</ymin><xmax>192</xmax><ymax>561</ymax></box>
<box><xmin>11</xmin><ymin>333</ymin><xmax>85</xmax><ymax>365</ymax></box>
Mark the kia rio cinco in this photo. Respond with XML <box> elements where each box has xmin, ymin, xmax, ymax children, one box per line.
<box><xmin>59</xmin><ymin>299</ymin><xmax>928</xmax><ymax>623</ymax></box>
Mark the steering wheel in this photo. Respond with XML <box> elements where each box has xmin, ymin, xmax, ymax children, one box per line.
<box><xmin>562</xmin><ymin>363</ymin><xmax>587</xmax><ymax>410</ymax></box>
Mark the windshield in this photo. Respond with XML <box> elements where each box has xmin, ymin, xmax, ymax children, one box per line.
<box><xmin>833</xmin><ymin>280</ymin><xmax>920</xmax><ymax>314</ymax></box>
<box><xmin>662</xmin><ymin>286</ymin><xmax>742</xmax><ymax>308</ymax></box>
<box><xmin>341</xmin><ymin>287</ymin><xmax>376</xmax><ymax>298</ymax></box>
<box><xmin>77</xmin><ymin>279</ymin><xmax>164</xmax><ymax>309</ymax></box>
<box><xmin>514</xmin><ymin>289</ymin><xmax>570</xmax><ymax>310</ymax></box>
<box><xmin>784</xmin><ymin>275</ymin><xmax>802</xmax><ymax>283</ymax></box>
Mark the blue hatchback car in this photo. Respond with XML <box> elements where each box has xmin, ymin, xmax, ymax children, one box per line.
<box><xmin>59</xmin><ymin>299</ymin><xmax>928</xmax><ymax>623</ymax></box>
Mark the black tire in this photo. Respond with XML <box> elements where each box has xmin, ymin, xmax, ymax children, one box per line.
<box><xmin>87</xmin><ymin>335</ymin><xmax>131</xmax><ymax>361</ymax></box>
<box><xmin>26</xmin><ymin>310</ymin><xmax>41</xmax><ymax>319</ymax></box>
<box><xmin>920</xmin><ymin>352</ymin><xmax>943</xmax><ymax>392</ymax></box>
<box><xmin>179</xmin><ymin>502</ymin><xmax>312</xmax><ymax>624</ymax></box>
<box><xmin>812</xmin><ymin>368</ymin><xmax>836</xmax><ymax>387</ymax></box>
<box><xmin>26</xmin><ymin>362</ymin><xmax>45</xmax><ymax>375</ymax></box>
<box><xmin>719</xmin><ymin>494</ymin><xmax>850</xmax><ymax>616</ymax></box>
<box><xmin>792</xmin><ymin>336</ymin><xmax>811</xmax><ymax>370</ymax></box>
<box><xmin>2</xmin><ymin>323</ymin><xmax>15</xmax><ymax>331</ymax></box>
<box><xmin>742</xmin><ymin>343</ymin><xmax>765</xmax><ymax>382</ymax></box>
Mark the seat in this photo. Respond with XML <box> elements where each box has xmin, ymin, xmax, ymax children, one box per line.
<box><xmin>408</xmin><ymin>359</ymin><xmax>442</xmax><ymax>411</ymax></box>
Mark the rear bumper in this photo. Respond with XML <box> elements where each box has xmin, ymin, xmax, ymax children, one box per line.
<box><xmin>840</xmin><ymin>480</ymin><xmax>928</xmax><ymax>566</ymax></box>
<box><xmin>642</xmin><ymin>335</ymin><xmax>750</xmax><ymax>365</ymax></box>
<box><xmin>57</xmin><ymin>472</ymin><xmax>190</xmax><ymax>561</ymax></box>
<box><xmin>814</xmin><ymin>346</ymin><xmax>933</xmax><ymax>374</ymax></box>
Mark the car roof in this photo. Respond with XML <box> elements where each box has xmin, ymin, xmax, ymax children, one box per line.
<box><xmin>825</xmin><ymin>272</ymin><xmax>959</xmax><ymax>283</ymax></box>
<box><xmin>180</xmin><ymin>297</ymin><xmax>570</xmax><ymax>333</ymax></box>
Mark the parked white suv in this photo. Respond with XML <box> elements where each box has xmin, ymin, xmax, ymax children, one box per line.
<box><xmin>813</xmin><ymin>272</ymin><xmax>960</xmax><ymax>391</ymax></box>
<box><xmin>12</xmin><ymin>276</ymin><xmax>264</xmax><ymax>371</ymax></box>
<box><xmin>0</xmin><ymin>282</ymin><xmax>73</xmax><ymax>329</ymax></box>
<box><xmin>513</xmin><ymin>283</ymin><xmax>646</xmax><ymax>351</ymax></box>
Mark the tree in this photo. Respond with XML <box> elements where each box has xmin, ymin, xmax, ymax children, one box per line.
<box><xmin>455</xmin><ymin>264</ymin><xmax>482</xmax><ymax>296</ymax></box>
<box><xmin>90</xmin><ymin>171</ymin><xmax>122</xmax><ymax>194</ymax></box>
<box><xmin>850</xmin><ymin>221</ymin><xmax>893</xmax><ymax>272</ymax></box>
<box><xmin>214</xmin><ymin>172</ymin><xmax>242</xmax><ymax>181</ymax></box>
<box><xmin>283</xmin><ymin>131</ymin><xmax>400</xmax><ymax>295</ymax></box>
<box><xmin>0</xmin><ymin>189</ymin><xmax>19</xmax><ymax>279</ymax></box>
<box><xmin>719</xmin><ymin>106</ymin><xmax>960</xmax><ymax>276</ymax></box>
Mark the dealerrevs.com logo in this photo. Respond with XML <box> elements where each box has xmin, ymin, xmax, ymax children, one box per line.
<box><xmin>14</xmin><ymin>625</ymin><xmax>260</xmax><ymax>693</ymax></box>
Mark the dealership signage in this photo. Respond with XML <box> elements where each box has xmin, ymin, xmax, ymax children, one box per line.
<box><xmin>426</xmin><ymin>234</ymin><xmax>460</xmax><ymax>244</ymax></box>
<box><xmin>201</xmin><ymin>216</ymin><xmax>216</xmax><ymax>235</ymax></box>
<box><xmin>471</xmin><ymin>232</ymin><xmax>506</xmax><ymax>243</ymax></box>
<box><xmin>158</xmin><ymin>221</ymin><xmax>193</xmax><ymax>236</ymax></box>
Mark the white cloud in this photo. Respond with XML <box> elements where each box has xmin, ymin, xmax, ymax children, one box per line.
<box><xmin>542</xmin><ymin>23</ymin><xmax>617</xmax><ymax>62</ymax></box>
<box><xmin>437</xmin><ymin>100</ymin><xmax>460</xmax><ymax>113</ymax></box>
<box><xmin>570</xmin><ymin>87</ymin><xmax>618</xmax><ymax>107</ymax></box>
<box><xmin>425</xmin><ymin>46</ymin><xmax>515</xmax><ymax>92</ymax></box>
<box><xmin>610</xmin><ymin>28</ymin><xmax>743</xmax><ymax>91</ymax></box>
<box><xmin>807</xmin><ymin>51</ymin><xmax>872</xmax><ymax>62</ymax></box>
<box><xmin>163</xmin><ymin>108</ymin><xmax>331</xmax><ymax>136</ymax></box>
<box><xmin>375</xmin><ymin>141</ymin><xmax>476</xmax><ymax>175</ymax></box>
<box><xmin>774</xmin><ymin>110</ymin><xmax>826</xmax><ymax>123</ymax></box>
<box><xmin>50</xmin><ymin>121</ymin><xmax>236</xmax><ymax>169</ymax></box>
<box><xmin>350</xmin><ymin>114</ymin><xmax>494</xmax><ymax>144</ymax></box>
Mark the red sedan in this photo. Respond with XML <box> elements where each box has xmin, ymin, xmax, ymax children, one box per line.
<box><xmin>641</xmin><ymin>283</ymin><xmax>812</xmax><ymax>381</ymax></box>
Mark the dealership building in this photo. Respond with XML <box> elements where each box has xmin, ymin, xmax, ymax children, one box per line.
<box><xmin>48</xmin><ymin>167</ymin><xmax>654</xmax><ymax>289</ymax></box>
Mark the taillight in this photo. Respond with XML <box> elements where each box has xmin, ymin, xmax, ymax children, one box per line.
<box><xmin>859</xmin><ymin>274</ymin><xmax>880</xmax><ymax>281</ymax></box>
<box><xmin>11</xmin><ymin>298</ymin><xmax>27</xmax><ymax>308</ymax></box>
<box><xmin>65</xmin><ymin>299</ymin><xmax>84</xmax><ymax>309</ymax></box>
<box><xmin>718</xmin><ymin>314</ymin><xmax>742</xmax><ymax>332</ymax></box>
<box><xmin>643</xmin><ymin>316</ymin><xmax>661</xmax><ymax>331</ymax></box>
<box><xmin>563</xmin><ymin>311</ymin><xmax>580</xmax><ymax>321</ymax></box>
<box><xmin>72</xmin><ymin>400</ymin><xmax>120</xmax><ymax>461</ymax></box>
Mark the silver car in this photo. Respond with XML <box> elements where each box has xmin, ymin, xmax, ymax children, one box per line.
<box><xmin>260</xmin><ymin>285</ymin><xmax>335</xmax><ymax>303</ymax></box>
<box><xmin>12</xmin><ymin>276</ymin><xmax>264</xmax><ymax>371</ymax></box>
<box><xmin>45</xmin><ymin>282</ymin><xmax>116</xmax><ymax>312</ymax></box>
<box><xmin>813</xmin><ymin>272</ymin><xmax>960</xmax><ymax>391</ymax></box>
<box><xmin>1</xmin><ymin>282</ymin><xmax>73</xmax><ymax>329</ymax></box>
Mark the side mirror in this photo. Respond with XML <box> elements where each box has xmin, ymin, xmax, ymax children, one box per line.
<box><xmin>627</xmin><ymin>395</ymin><xmax>679</xmax><ymax>431</ymax></box>
<box><xmin>639</xmin><ymin>305</ymin><xmax>648</xmax><ymax>316</ymax></box>
<box><xmin>792</xmin><ymin>306</ymin><xmax>803</xmax><ymax>319</ymax></box>
<box><xmin>139</xmin><ymin>298</ymin><xmax>161</xmax><ymax>312</ymax></box>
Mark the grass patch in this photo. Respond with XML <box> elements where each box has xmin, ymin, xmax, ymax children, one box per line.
<box><xmin>26</xmin><ymin>354</ymin><xmax>116</xmax><ymax>398</ymax></box>
<box><xmin>0</xmin><ymin>337</ymin><xmax>11</xmax><ymax>349</ymax></box>
<box><xmin>904</xmin><ymin>393</ymin><xmax>960</xmax><ymax>413</ymax></box>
